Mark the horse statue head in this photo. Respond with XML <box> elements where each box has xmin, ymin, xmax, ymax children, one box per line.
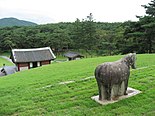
<box><xmin>122</xmin><ymin>53</ymin><xmax>136</xmax><ymax>69</ymax></box>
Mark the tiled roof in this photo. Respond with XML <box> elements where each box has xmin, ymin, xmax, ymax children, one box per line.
<box><xmin>11</xmin><ymin>47</ymin><xmax>56</xmax><ymax>63</ymax></box>
<box><xmin>64</xmin><ymin>52</ymin><xmax>84</xmax><ymax>58</ymax></box>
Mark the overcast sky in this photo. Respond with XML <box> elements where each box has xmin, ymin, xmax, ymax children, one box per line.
<box><xmin>0</xmin><ymin>0</ymin><xmax>151</xmax><ymax>24</ymax></box>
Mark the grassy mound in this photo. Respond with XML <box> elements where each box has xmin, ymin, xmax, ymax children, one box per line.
<box><xmin>0</xmin><ymin>54</ymin><xmax>155</xmax><ymax>115</ymax></box>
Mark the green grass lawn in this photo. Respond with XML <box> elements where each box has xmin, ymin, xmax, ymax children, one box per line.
<box><xmin>0</xmin><ymin>57</ymin><xmax>13</xmax><ymax>66</ymax></box>
<box><xmin>0</xmin><ymin>54</ymin><xmax>155</xmax><ymax>115</ymax></box>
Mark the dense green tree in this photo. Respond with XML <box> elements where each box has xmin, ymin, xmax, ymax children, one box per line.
<box><xmin>141</xmin><ymin>0</ymin><xmax>155</xmax><ymax>53</ymax></box>
<box><xmin>82</xmin><ymin>13</ymin><xmax>98</xmax><ymax>53</ymax></box>
<box><xmin>123</xmin><ymin>0</ymin><xmax>155</xmax><ymax>53</ymax></box>
<box><xmin>123</xmin><ymin>21</ymin><xmax>146</xmax><ymax>53</ymax></box>
<box><xmin>71</xmin><ymin>13</ymin><xmax>99</xmax><ymax>56</ymax></box>
<box><xmin>71</xmin><ymin>18</ymin><xmax>83</xmax><ymax>49</ymax></box>
<box><xmin>142</xmin><ymin>0</ymin><xmax>155</xmax><ymax>17</ymax></box>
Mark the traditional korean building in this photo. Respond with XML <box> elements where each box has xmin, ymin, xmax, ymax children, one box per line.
<box><xmin>10</xmin><ymin>47</ymin><xmax>56</xmax><ymax>71</ymax></box>
<box><xmin>64</xmin><ymin>52</ymin><xmax>84</xmax><ymax>61</ymax></box>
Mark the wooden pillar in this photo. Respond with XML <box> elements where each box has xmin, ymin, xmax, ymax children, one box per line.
<box><xmin>17</xmin><ymin>63</ymin><xmax>20</xmax><ymax>71</ymax></box>
<box><xmin>28</xmin><ymin>63</ymin><xmax>30</xmax><ymax>69</ymax></box>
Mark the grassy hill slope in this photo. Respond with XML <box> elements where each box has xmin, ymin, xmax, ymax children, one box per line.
<box><xmin>0</xmin><ymin>57</ymin><xmax>13</xmax><ymax>66</ymax></box>
<box><xmin>0</xmin><ymin>54</ymin><xmax>155</xmax><ymax>115</ymax></box>
<box><xmin>0</xmin><ymin>18</ymin><xmax>37</xmax><ymax>27</ymax></box>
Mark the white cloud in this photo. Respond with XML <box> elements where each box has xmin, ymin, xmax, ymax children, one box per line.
<box><xmin>0</xmin><ymin>0</ymin><xmax>151</xmax><ymax>24</ymax></box>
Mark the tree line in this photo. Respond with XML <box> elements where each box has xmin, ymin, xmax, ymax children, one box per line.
<box><xmin>0</xmin><ymin>14</ymin><xmax>123</xmax><ymax>56</ymax></box>
<box><xmin>0</xmin><ymin>0</ymin><xmax>155</xmax><ymax>56</ymax></box>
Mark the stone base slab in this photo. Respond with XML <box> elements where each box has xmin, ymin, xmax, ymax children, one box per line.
<box><xmin>91</xmin><ymin>87</ymin><xmax>141</xmax><ymax>105</ymax></box>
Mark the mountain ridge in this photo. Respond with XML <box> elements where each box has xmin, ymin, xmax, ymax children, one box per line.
<box><xmin>0</xmin><ymin>17</ymin><xmax>37</xmax><ymax>27</ymax></box>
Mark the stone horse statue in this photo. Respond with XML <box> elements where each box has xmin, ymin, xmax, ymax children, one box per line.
<box><xmin>95</xmin><ymin>53</ymin><xmax>136</xmax><ymax>101</ymax></box>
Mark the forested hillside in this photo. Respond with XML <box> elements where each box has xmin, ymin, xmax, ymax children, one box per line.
<box><xmin>0</xmin><ymin>0</ymin><xmax>155</xmax><ymax>55</ymax></box>
<box><xmin>0</xmin><ymin>18</ymin><xmax>37</xmax><ymax>27</ymax></box>
<box><xmin>0</xmin><ymin>20</ymin><xmax>124</xmax><ymax>56</ymax></box>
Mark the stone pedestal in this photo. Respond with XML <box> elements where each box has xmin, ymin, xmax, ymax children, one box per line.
<box><xmin>91</xmin><ymin>87</ymin><xmax>141</xmax><ymax>105</ymax></box>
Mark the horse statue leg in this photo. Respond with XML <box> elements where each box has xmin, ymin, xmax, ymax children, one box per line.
<box><xmin>96</xmin><ymin>79</ymin><xmax>102</xmax><ymax>100</ymax></box>
<box><xmin>106</xmin><ymin>84</ymin><xmax>112</xmax><ymax>100</ymax></box>
<box><xmin>124</xmin><ymin>79</ymin><xmax>129</xmax><ymax>95</ymax></box>
<box><xmin>96</xmin><ymin>79</ymin><xmax>108</xmax><ymax>101</ymax></box>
